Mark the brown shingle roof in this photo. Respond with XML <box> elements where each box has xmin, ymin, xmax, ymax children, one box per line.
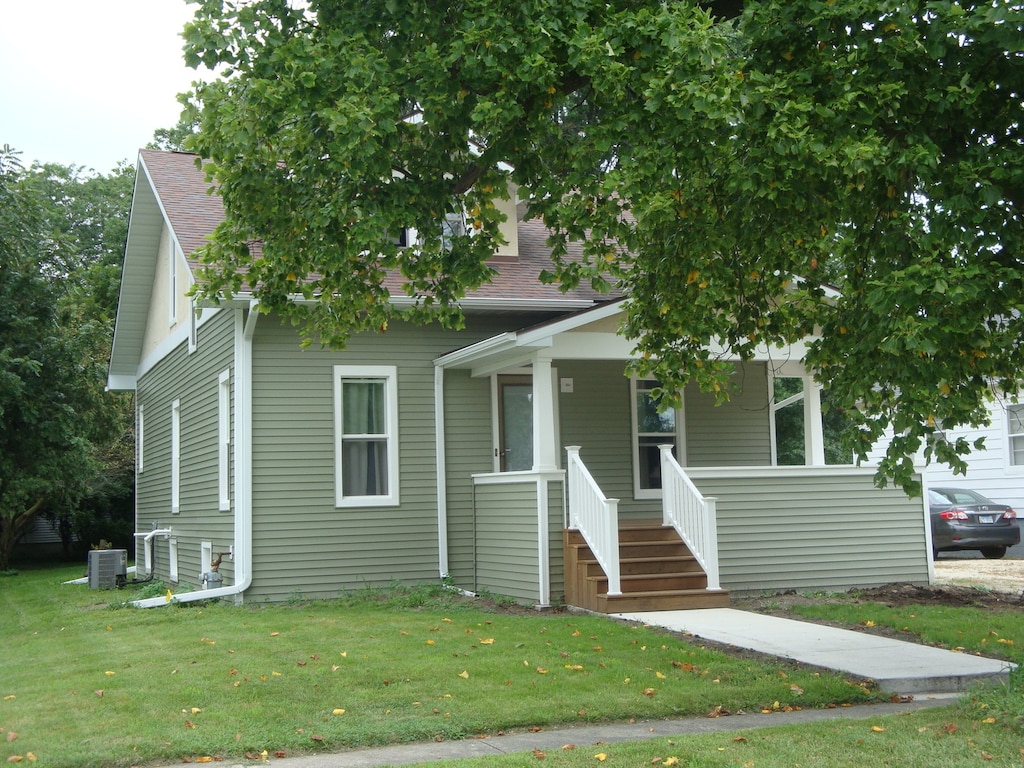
<box><xmin>140</xmin><ymin>149</ymin><xmax>618</xmax><ymax>306</ymax></box>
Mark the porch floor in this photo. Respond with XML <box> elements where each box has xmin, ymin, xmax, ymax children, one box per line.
<box><xmin>563</xmin><ymin>520</ymin><xmax>730</xmax><ymax>613</ymax></box>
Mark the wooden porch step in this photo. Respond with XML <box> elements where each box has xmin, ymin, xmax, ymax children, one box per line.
<box><xmin>591</xmin><ymin>556</ymin><xmax>704</xmax><ymax>577</ymax></box>
<box><xmin>593</xmin><ymin>571</ymin><xmax>709</xmax><ymax>593</ymax></box>
<box><xmin>598</xmin><ymin>588</ymin><xmax>731</xmax><ymax>612</ymax></box>
<box><xmin>563</xmin><ymin>521</ymin><xmax>729</xmax><ymax>613</ymax></box>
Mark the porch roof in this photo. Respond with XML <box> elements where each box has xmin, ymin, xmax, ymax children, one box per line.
<box><xmin>435</xmin><ymin>297</ymin><xmax>818</xmax><ymax>377</ymax></box>
<box><xmin>435</xmin><ymin>299</ymin><xmax>635</xmax><ymax>375</ymax></box>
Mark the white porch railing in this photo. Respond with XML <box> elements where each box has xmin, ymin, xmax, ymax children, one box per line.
<box><xmin>660</xmin><ymin>445</ymin><xmax>721</xmax><ymax>590</ymax></box>
<box><xmin>565</xmin><ymin>446</ymin><xmax>621</xmax><ymax>595</ymax></box>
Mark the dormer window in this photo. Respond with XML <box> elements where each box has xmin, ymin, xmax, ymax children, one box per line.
<box><xmin>441</xmin><ymin>213</ymin><xmax>466</xmax><ymax>251</ymax></box>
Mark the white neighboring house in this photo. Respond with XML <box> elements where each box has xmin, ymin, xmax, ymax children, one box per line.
<box><xmin>869</xmin><ymin>395</ymin><xmax>1024</xmax><ymax>511</ymax></box>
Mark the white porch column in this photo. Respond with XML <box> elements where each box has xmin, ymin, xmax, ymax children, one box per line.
<box><xmin>804</xmin><ymin>377</ymin><xmax>826</xmax><ymax>466</ymax></box>
<box><xmin>532</xmin><ymin>354</ymin><xmax>558</xmax><ymax>471</ymax></box>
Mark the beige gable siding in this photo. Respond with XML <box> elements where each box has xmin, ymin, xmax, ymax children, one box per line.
<box><xmin>689</xmin><ymin>468</ymin><xmax>929</xmax><ymax>593</ymax></box>
<box><xmin>246</xmin><ymin>314</ymin><xmax>521</xmax><ymax>602</ymax></box>
<box><xmin>684</xmin><ymin>362</ymin><xmax>772</xmax><ymax>467</ymax></box>
<box><xmin>135</xmin><ymin>308</ymin><xmax>236</xmax><ymax>589</ymax></box>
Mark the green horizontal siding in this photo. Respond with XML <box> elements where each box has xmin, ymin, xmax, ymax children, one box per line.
<box><xmin>443</xmin><ymin>369</ymin><xmax>493</xmax><ymax>591</ymax></box>
<box><xmin>684</xmin><ymin>362</ymin><xmax>771</xmax><ymax>467</ymax></box>
<box><xmin>246</xmin><ymin>314</ymin><xmax>515</xmax><ymax>602</ymax></box>
<box><xmin>136</xmin><ymin>308</ymin><xmax>236</xmax><ymax>589</ymax></box>
<box><xmin>474</xmin><ymin>482</ymin><xmax>541</xmax><ymax>603</ymax></box>
<box><xmin>688</xmin><ymin>468</ymin><xmax>929</xmax><ymax>593</ymax></box>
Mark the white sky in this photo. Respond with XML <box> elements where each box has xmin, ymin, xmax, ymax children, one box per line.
<box><xmin>0</xmin><ymin>0</ymin><xmax>202</xmax><ymax>173</ymax></box>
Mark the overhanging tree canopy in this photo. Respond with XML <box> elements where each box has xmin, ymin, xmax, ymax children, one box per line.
<box><xmin>181</xmin><ymin>0</ymin><xmax>1024</xmax><ymax>491</ymax></box>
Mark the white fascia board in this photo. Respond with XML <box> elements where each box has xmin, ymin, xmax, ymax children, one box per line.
<box><xmin>106</xmin><ymin>374</ymin><xmax>138</xmax><ymax>392</ymax></box>
<box><xmin>434</xmin><ymin>332</ymin><xmax>521</xmax><ymax>369</ymax></box>
<box><xmin>516</xmin><ymin>299</ymin><xmax>628</xmax><ymax>346</ymax></box>
<box><xmin>548</xmin><ymin>332</ymin><xmax>637</xmax><ymax>361</ymax></box>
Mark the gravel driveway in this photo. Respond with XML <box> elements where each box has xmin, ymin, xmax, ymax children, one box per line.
<box><xmin>933</xmin><ymin>552</ymin><xmax>1024</xmax><ymax>595</ymax></box>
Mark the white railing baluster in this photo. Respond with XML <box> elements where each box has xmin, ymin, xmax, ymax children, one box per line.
<box><xmin>565</xmin><ymin>446</ymin><xmax>621</xmax><ymax>596</ymax></box>
<box><xmin>660</xmin><ymin>445</ymin><xmax>721</xmax><ymax>591</ymax></box>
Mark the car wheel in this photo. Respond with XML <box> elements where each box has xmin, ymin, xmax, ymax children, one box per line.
<box><xmin>980</xmin><ymin>546</ymin><xmax>1007</xmax><ymax>559</ymax></box>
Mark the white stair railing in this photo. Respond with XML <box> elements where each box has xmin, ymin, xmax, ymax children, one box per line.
<box><xmin>565</xmin><ymin>446</ymin><xmax>621</xmax><ymax>596</ymax></box>
<box><xmin>659</xmin><ymin>445</ymin><xmax>721</xmax><ymax>591</ymax></box>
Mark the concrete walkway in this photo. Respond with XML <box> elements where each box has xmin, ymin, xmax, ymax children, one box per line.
<box><xmin>615</xmin><ymin>608</ymin><xmax>1017</xmax><ymax>694</ymax></box>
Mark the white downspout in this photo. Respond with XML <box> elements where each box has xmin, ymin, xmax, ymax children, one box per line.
<box><xmin>434</xmin><ymin>363</ymin><xmax>449</xmax><ymax>578</ymax></box>
<box><xmin>133</xmin><ymin>304</ymin><xmax>258</xmax><ymax>607</ymax></box>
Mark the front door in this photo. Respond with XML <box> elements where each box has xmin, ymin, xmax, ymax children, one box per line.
<box><xmin>498</xmin><ymin>375</ymin><xmax>533</xmax><ymax>471</ymax></box>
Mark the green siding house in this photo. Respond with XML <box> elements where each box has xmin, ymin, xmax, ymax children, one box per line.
<box><xmin>109</xmin><ymin>150</ymin><xmax>932</xmax><ymax>611</ymax></box>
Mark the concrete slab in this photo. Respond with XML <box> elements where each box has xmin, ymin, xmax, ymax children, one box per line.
<box><xmin>614</xmin><ymin>608</ymin><xmax>1017</xmax><ymax>694</ymax></box>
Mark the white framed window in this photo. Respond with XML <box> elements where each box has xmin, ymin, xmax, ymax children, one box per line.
<box><xmin>631</xmin><ymin>378</ymin><xmax>681</xmax><ymax>499</ymax></box>
<box><xmin>171</xmin><ymin>399</ymin><xmax>181</xmax><ymax>514</ymax></box>
<box><xmin>137</xmin><ymin>403</ymin><xmax>145</xmax><ymax>474</ymax></box>
<box><xmin>334</xmin><ymin>365</ymin><xmax>399</xmax><ymax>507</ymax></box>
<box><xmin>1008</xmin><ymin>404</ymin><xmax>1024</xmax><ymax>466</ymax></box>
<box><xmin>218</xmin><ymin>370</ymin><xmax>231</xmax><ymax>511</ymax></box>
<box><xmin>441</xmin><ymin>213</ymin><xmax>466</xmax><ymax>251</ymax></box>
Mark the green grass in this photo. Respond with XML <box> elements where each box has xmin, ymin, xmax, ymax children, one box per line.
<box><xmin>411</xmin><ymin>709</ymin><xmax>1024</xmax><ymax>768</ymax></box>
<box><xmin>783</xmin><ymin>600</ymin><xmax>1024</xmax><ymax>659</ymax></box>
<box><xmin>1</xmin><ymin>567</ymin><xmax>1022</xmax><ymax>768</ymax></box>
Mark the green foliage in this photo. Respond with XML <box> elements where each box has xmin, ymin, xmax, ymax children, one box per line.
<box><xmin>182</xmin><ymin>1</ymin><xmax>1024</xmax><ymax>492</ymax></box>
<box><xmin>0</xmin><ymin>149</ymin><xmax>135</xmax><ymax>568</ymax></box>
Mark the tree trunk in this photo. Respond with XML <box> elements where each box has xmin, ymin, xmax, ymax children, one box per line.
<box><xmin>0</xmin><ymin>498</ymin><xmax>46</xmax><ymax>571</ymax></box>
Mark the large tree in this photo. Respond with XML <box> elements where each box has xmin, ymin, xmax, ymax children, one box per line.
<box><xmin>181</xmin><ymin>0</ymin><xmax>1023</xmax><ymax>492</ymax></box>
<box><xmin>0</xmin><ymin>150</ymin><xmax>133</xmax><ymax>569</ymax></box>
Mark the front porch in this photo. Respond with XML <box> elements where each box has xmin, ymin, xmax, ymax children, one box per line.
<box><xmin>435</xmin><ymin>301</ymin><xmax>932</xmax><ymax>612</ymax></box>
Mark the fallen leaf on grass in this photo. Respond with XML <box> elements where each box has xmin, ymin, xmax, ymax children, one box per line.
<box><xmin>332</xmin><ymin>709</ymin><xmax>346</xmax><ymax>716</ymax></box>
<box><xmin>2</xmin><ymin>696</ymin><xmax>14</xmax><ymax>701</ymax></box>
<box><xmin>458</xmin><ymin>671</ymin><xmax>470</xmax><ymax>679</ymax></box>
<box><xmin>871</xmin><ymin>725</ymin><xmax>885</xmax><ymax>732</ymax></box>
<box><xmin>941</xmin><ymin>723</ymin><xmax>958</xmax><ymax>734</ymax></box>
<box><xmin>7</xmin><ymin>732</ymin><xmax>17</xmax><ymax>742</ymax></box>
<box><xmin>532</xmin><ymin>749</ymin><xmax>546</xmax><ymax>759</ymax></box>
<box><xmin>980</xmin><ymin>752</ymin><xmax>993</xmax><ymax>760</ymax></box>
<box><xmin>562</xmin><ymin>744</ymin><xmax>576</xmax><ymax>750</ymax></box>
<box><xmin>594</xmin><ymin>753</ymin><xmax>607</xmax><ymax>762</ymax></box>
<box><xmin>185</xmin><ymin>720</ymin><xmax>196</xmax><ymax>729</ymax></box>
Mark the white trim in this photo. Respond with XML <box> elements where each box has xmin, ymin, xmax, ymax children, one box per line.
<box><xmin>168</xmin><ymin>538</ymin><xmax>179</xmax><ymax>583</ymax></box>
<box><xmin>137</xmin><ymin>403</ymin><xmax>145</xmax><ymax>474</ymax></box>
<box><xmin>472</xmin><ymin>469</ymin><xmax>566</xmax><ymax>484</ymax></box>
<box><xmin>333</xmin><ymin>365</ymin><xmax>400</xmax><ymax>507</ymax></box>
<box><xmin>187</xmin><ymin>300</ymin><xmax>199</xmax><ymax>354</ymax></box>
<box><xmin>170</xmin><ymin>398</ymin><xmax>181</xmax><ymax>514</ymax></box>
<box><xmin>536</xmin><ymin>475</ymin><xmax>551</xmax><ymax>607</ymax></box>
<box><xmin>434</xmin><ymin>365</ymin><xmax>449</xmax><ymax>578</ymax></box>
<box><xmin>218</xmin><ymin>369</ymin><xmax>231</xmax><ymax>511</ymax></box>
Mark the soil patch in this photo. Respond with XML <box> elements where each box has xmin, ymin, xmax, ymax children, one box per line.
<box><xmin>732</xmin><ymin>582</ymin><xmax>1024</xmax><ymax>616</ymax></box>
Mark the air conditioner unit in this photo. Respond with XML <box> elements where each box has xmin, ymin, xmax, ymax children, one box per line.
<box><xmin>88</xmin><ymin>549</ymin><xmax>128</xmax><ymax>589</ymax></box>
